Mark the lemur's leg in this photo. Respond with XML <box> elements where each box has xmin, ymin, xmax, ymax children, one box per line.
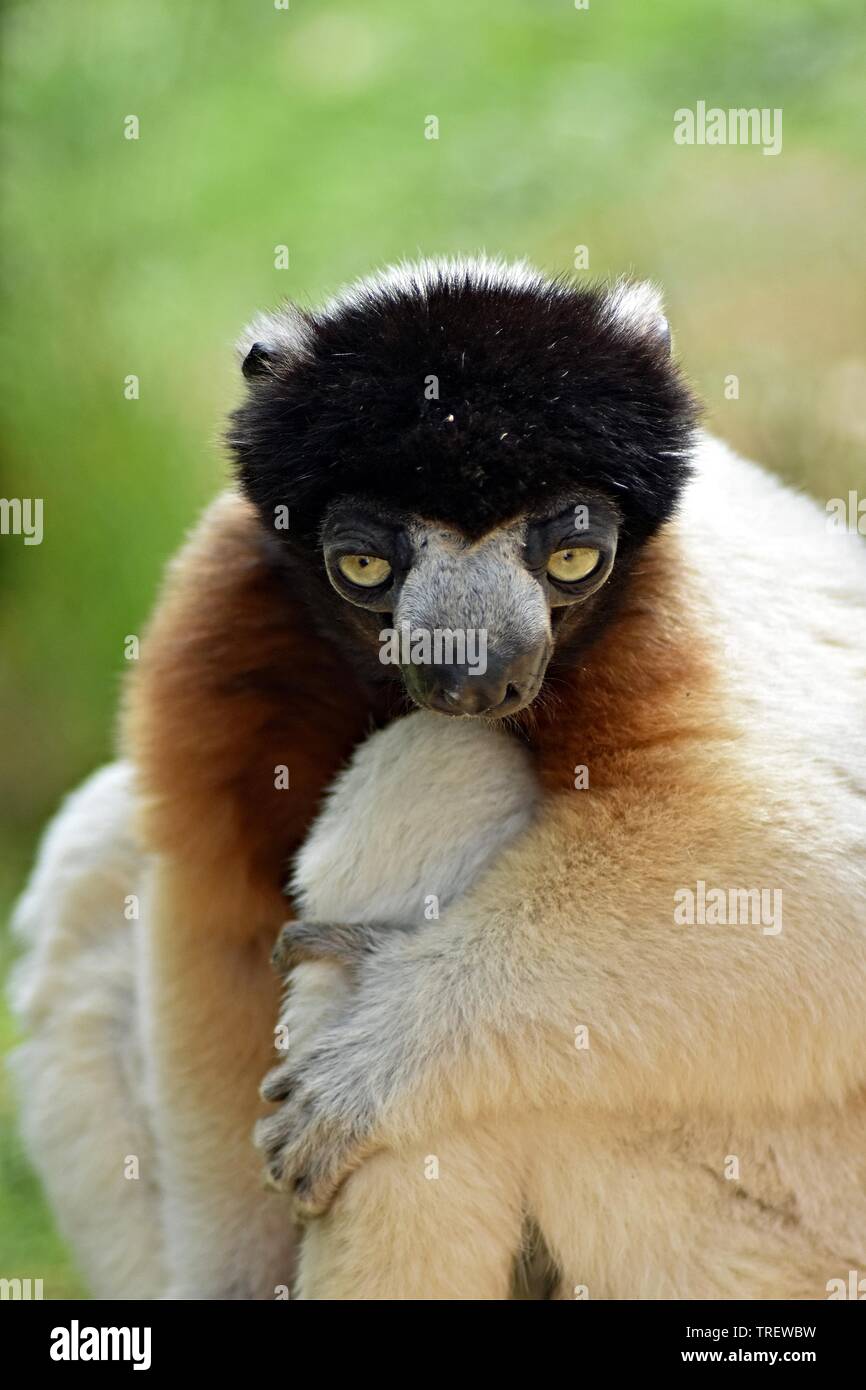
<box><xmin>296</xmin><ymin>1122</ymin><xmax>528</xmax><ymax>1301</ymax></box>
<box><xmin>527</xmin><ymin>1112</ymin><xmax>851</xmax><ymax>1301</ymax></box>
<box><xmin>296</xmin><ymin>1107</ymin><xmax>853</xmax><ymax>1301</ymax></box>
<box><xmin>141</xmin><ymin>857</ymin><xmax>297</xmax><ymax>1300</ymax></box>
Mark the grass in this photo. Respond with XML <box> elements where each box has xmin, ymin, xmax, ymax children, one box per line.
<box><xmin>1</xmin><ymin>0</ymin><xmax>864</xmax><ymax>1296</ymax></box>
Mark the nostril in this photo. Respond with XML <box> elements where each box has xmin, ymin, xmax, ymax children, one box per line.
<box><xmin>420</xmin><ymin>667</ymin><xmax>530</xmax><ymax>716</ymax></box>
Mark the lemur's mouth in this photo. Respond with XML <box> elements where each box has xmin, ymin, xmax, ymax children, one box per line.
<box><xmin>401</xmin><ymin>643</ymin><xmax>551</xmax><ymax>719</ymax></box>
<box><xmin>415</xmin><ymin>683</ymin><xmax>527</xmax><ymax>720</ymax></box>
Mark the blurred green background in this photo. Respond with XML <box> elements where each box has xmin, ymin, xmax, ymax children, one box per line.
<box><xmin>1</xmin><ymin>0</ymin><xmax>864</xmax><ymax>1298</ymax></box>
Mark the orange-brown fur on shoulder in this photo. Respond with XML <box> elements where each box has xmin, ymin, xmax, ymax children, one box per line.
<box><xmin>526</xmin><ymin>527</ymin><xmax>724</xmax><ymax>797</ymax></box>
<box><xmin>121</xmin><ymin>491</ymin><xmax>395</xmax><ymax>944</ymax></box>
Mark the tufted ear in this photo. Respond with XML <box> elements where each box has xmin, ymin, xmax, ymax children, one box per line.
<box><xmin>235</xmin><ymin>304</ymin><xmax>313</xmax><ymax>379</ymax></box>
<box><xmin>240</xmin><ymin>341</ymin><xmax>275</xmax><ymax>379</ymax></box>
<box><xmin>606</xmin><ymin>279</ymin><xmax>671</xmax><ymax>354</ymax></box>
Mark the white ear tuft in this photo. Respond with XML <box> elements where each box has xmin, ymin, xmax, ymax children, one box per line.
<box><xmin>235</xmin><ymin>304</ymin><xmax>312</xmax><ymax>377</ymax></box>
<box><xmin>606</xmin><ymin>279</ymin><xmax>670</xmax><ymax>352</ymax></box>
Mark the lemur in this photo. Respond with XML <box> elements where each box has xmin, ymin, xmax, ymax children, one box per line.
<box><xmin>10</xmin><ymin>259</ymin><xmax>866</xmax><ymax>1300</ymax></box>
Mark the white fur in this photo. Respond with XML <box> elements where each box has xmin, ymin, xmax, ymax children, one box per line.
<box><xmin>284</xmin><ymin>713</ymin><xmax>539</xmax><ymax>1092</ymax></box>
<box><xmin>606</xmin><ymin>276</ymin><xmax>669</xmax><ymax>343</ymax></box>
<box><xmin>293</xmin><ymin>711</ymin><xmax>539</xmax><ymax>926</ymax></box>
<box><xmin>319</xmin><ymin>254</ymin><xmax>548</xmax><ymax>320</ymax></box>
<box><xmin>8</xmin><ymin>764</ymin><xmax>164</xmax><ymax>1299</ymax></box>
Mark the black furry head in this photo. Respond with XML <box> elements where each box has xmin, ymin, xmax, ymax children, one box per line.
<box><xmin>228</xmin><ymin>258</ymin><xmax>700</xmax><ymax>546</ymax></box>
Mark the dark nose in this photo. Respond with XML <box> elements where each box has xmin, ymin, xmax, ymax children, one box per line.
<box><xmin>413</xmin><ymin>651</ymin><xmax>542</xmax><ymax>717</ymax></box>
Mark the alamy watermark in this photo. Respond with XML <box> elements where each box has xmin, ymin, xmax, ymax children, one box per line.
<box><xmin>674</xmin><ymin>879</ymin><xmax>783</xmax><ymax>935</ymax></box>
<box><xmin>49</xmin><ymin>1320</ymin><xmax>151</xmax><ymax>1370</ymax></box>
<box><xmin>379</xmin><ymin>621</ymin><xmax>488</xmax><ymax>674</ymax></box>
<box><xmin>0</xmin><ymin>497</ymin><xmax>43</xmax><ymax>545</ymax></box>
<box><xmin>826</xmin><ymin>491</ymin><xmax>865</xmax><ymax>535</ymax></box>
<box><xmin>1</xmin><ymin>1276</ymin><xmax>43</xmax><ymax>1299</ymax></box>
<box><xmin>674</xmin><ymin>102</ymin><xmax>782</xmax><ymax>156</ymax></box>
<box><xmin>827</xmin><ymin>1270</ymin><xmax>866</xmax><ymax>1299</ymax></box>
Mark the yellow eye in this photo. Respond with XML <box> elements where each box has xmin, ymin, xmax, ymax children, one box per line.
<box><xmin>337</xmin><ymin>554</ymin><xmax>392</xmax><ymax>588</ymax></box>
<box><xmin>547</xmin><ymin>547</ymin><xmax>601</xmax><ymax>583</ymax></box>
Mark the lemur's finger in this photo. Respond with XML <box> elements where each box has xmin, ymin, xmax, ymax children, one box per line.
<box><xmin>259</xmin><ymin>1064</ymin><xmax>297</xmax><ymax>1104</ymax></box>
<box><xmin>271</xmin><ymin>920</ymin><xmax>339</xmax><ymax>971</ymax></box>
<box><xmin>271</xmin><ymin>920</ymin><xmax>380</xmax><ymax>971</ymax></box>
<box><xmin>270</xmin><ymin>922</ymin><xmax>300</xmax><ymax>972</ymax></box>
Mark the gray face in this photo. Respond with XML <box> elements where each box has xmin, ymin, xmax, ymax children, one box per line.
<box><xmin>321</xmin><ymin>496</ymin><xmax>620</xmax><ymax>717</ymax></box>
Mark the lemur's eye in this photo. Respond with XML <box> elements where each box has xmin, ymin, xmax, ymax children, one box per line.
<box><xmin>337</xmin><ymin>554</ymin><xmax>392</xmax><ymax>588</ymax></box>
<box><xmin>547</xmin><ymin>547</ymin><xmax>600</xmax><ymax>583</ymax></box>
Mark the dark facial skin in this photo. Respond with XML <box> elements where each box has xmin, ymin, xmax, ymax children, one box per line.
<box><xmin>287</xmin><ymin>491</ymin><xmax>628</xmax><ymax>719</ymax></box>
